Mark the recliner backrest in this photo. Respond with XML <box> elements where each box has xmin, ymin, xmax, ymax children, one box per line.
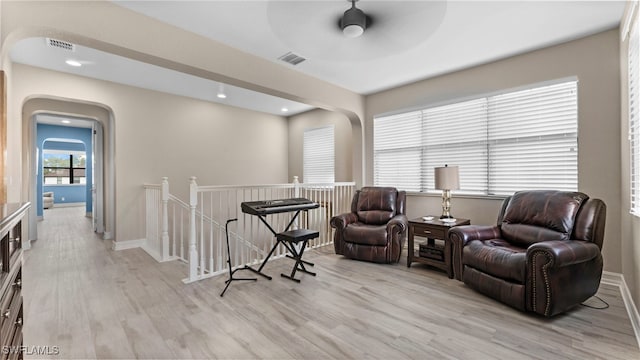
<box><xmin>352</xmin><ymin>187</ymin><xmax>399</xmax><ymax>225</ymax></box>
<box><xmin>500</xmin><ymin>190</ymin><xmax>589</xmax><ymax>247</ymax></box>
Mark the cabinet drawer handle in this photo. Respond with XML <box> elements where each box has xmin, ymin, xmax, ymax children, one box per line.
<box><xmin>2</xmin><ymin>310</ymin><xmax>9</xmax><ymax>318</ymax></box>
<box><xmin>13</xmin><ymin>279</ymin><xmax>22</xmax><ymax>288</ymax></box>
<box><xmin>15</xmin><ymin>317</ymin><xmax>22</xmax><ymax>326</ymax></box>
<box><xmin>423</xmin><ymin>230</ymin><xmax>431</xmax><ymax>234</ymax></box>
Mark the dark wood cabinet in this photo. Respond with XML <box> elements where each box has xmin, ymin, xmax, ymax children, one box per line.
<box><xmin>0</xmin><ymin>203</ymin><xmax>29</xmax><ymax>360</ymax></box>
<box><xmin>407</xmin><ymin>216</ymin><xmax>470</xmax><ymax>278</ymax></box>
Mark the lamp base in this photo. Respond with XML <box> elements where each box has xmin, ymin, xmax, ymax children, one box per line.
<box><xmin>440</xmin><ymin>189</ymin><xmax>452</xmax><ymax>219</ymax></box>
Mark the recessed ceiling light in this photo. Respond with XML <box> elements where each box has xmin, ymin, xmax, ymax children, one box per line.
<box><xmin>65</xmin><ymin>59</ymin><xmax>82</xmax><ymax>67</ymax></box>
<box><xmin>61</xmin><ymin>120</ymin><xmax>71</xmax><ymax>124</ymax></box>
<box><xmin>216</xmin><ymin>83</ymin><xmax>227</xmax><ymax>99</ymax></box>
<box><xmin>281</xmin><ymin>107</ymin><xmax>289</xmax><ymax>112</ymax></box>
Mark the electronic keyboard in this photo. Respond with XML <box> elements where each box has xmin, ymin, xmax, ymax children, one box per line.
<box><xmin>241</xmin><ymin>198</ymin><xmax>319</xmax><ymax>216</ymax></box>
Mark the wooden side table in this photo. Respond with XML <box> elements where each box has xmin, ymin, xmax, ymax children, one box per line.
<box><xmin>407</xmin><ymin>216</ymin><xmax>470</xmax><ymax>278</ymax></box>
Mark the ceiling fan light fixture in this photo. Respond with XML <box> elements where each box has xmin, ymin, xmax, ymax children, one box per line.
<box><xmin>342</xmin><ymin>1</ymin><xmax>366</xmax><ymax>38</ymax></box>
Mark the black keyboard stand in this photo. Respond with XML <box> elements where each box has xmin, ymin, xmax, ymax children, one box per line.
<box><xmin>243</xmin><ymin>210</ymin><xmax>318</xmax><ymax>282</ymax></box>
<box><xmin>220</xmin><ymin>218</ymin><xmax>257</xmax><ymax>297</ymax></box>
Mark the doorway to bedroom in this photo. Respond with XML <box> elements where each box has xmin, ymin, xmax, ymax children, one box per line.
<box><xmin>36</xmin><ymin>115</ymin><xmax>96</xmax><ymax>226</ymax></box>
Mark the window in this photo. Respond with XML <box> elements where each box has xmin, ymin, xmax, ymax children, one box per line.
<box><xmin>303</xmin><ymin>125</ymin><xmax>335</xmax><ymax>183</ymax></box>
<box><xmin>629</xmin><ymin>16</ymin><xmax>640</xmax><ymax>215</ymax></box>
<box><xmin>43</xmin><ymin>150</ymin><xmax>86</xmax><ymax>185</ymax></box>
<box><xmin>374</xmin><ymin>81</ymin><xmax>578</xmax><ymax>195</ymax></box>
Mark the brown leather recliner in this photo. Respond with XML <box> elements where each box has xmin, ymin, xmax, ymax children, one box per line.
<box><xmin>449</xmin><ymin>190</ymin><xmax>606</xmax><ymax>317</ymax></box>
<box><xmin>330</xmin><ymin>187</ymin><xmax>408</xmax><ymax>264</ymax></box>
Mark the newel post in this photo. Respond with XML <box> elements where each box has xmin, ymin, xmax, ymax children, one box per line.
<box><xmin>186</xmin><ymin>176</ymin><xmax>199</xmax><ymax>283</ymax></box>
<box><xmin>161</xmin><ymin>177</ymin><xmax>170</xmax><ymax>261</ymax></box>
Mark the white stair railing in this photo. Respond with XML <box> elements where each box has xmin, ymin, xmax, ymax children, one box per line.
<box><xmin>144</xmin><ymin>177</ymin><xmax>356</xmax><ymax>283</ymax></box>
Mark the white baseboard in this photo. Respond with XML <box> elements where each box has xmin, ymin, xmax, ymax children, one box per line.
<box><xmin>602</xmin><ymin>271</ymin><xmax>640</xmax><ymax>349</ymax></box>
<box><xmin>52</xmin><ymin>202</ymin><xmax>84</xmax><ymax>208</ymax></box>
<box><xmin>111</xmin><ymin>238</ymin><xmax>145</xmax><ymax>251</ymax></box>
<box><xmin>103</xmin><ymin>232</ymin><xmax>112</xmax><ymax>240</ymax></box>
<box><xmin>111</xmin><ymin>238</ymin><xmax>178</xmax><ymax>263</ymax></box>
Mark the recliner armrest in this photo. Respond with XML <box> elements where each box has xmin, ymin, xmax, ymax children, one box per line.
<box><xmin>527</xmin><ymin>240</ymin><xmax>600</xmax><ymax>267</ymax></box>
<box><xmin>387</xmin><ymin>214</ymin><xmax>408</xmax><ymax>234</ymax></box>
<box><xmin>329</xmin><ymin>212</ymin><xmax>358</xmax><ymax>230</ymax></box>
<box><xmin>526</xmin><ymin>239</ymin><xmax>603</xmax><ymax>316</ymax></box>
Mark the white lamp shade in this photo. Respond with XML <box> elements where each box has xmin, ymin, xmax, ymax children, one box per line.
<box><xmin>434</xmin><ymin>165</ymin><xmax>460</xmax><ymax>190</ymax></box>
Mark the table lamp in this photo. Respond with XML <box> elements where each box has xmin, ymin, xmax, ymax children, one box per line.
<box><xmin>434</xmin><ymin>165</ymin><xmax>460</xmax><ymax>219</ymax></box>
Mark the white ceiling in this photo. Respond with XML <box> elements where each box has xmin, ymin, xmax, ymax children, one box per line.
<box><xmin>9</xmin><ymin>1</ymin><xmax>627</xmax><ymax>117</ymax></box>
<box><xmin>10</xmin><ymin>38</ymin><xmax>314</xmax><ymax>116</ymax></box>
<box><xmin>36</xmin><ymin>114</ymin><xmax>95</xmax><ymax>129</ymax></box>
<box><xmin>115</xmin><ymin>0</ymin><xmax>626</xmax><ymax>94</ymax></box>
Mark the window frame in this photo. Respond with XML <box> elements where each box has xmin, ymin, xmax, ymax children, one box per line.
<box><xmin>42</xmin><ymin>150</ymin><xmax>87</xmax><ymax>186</ymax></box>
<box><xmin>629</xmin><ymin>12</ymin><xmax>640</xmax><ymax>216</ymax></box>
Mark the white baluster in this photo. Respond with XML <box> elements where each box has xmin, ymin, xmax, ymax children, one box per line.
<box><xmin>161</xmin><ymin>177</ymin><xmax>169</xmax><ymax>261</ymax></box>
<box><xmin>293</xmin><ymin>176</ymin><xmax>300</xmax><ymax>231</ymax></box>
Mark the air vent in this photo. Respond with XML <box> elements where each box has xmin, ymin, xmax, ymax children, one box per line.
<box><xmin>278</xmin><ymin>52</ymin><xmax>306</xmax><ymax>66</ymax></box>
<box><xmin>46</xmin><ymin>38</ymin><xmax>75</xmax><ymax>52</ymax></box>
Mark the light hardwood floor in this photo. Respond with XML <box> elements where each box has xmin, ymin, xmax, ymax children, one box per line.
<box><xmin>23</xmin><ymin>206</ymin><xmax>640</xmax><ymax>359</ymax></box>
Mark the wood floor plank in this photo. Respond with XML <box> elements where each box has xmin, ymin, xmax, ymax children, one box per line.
<box><xmin>22</xmin><ymin>206</ymin><xmax>640</xmax><ymax>359</ymax></box>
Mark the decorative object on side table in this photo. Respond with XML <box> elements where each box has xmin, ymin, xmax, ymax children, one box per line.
<box><xmin>407</xmin><ymin>216</ymin><xmax>470</xmax><ymax>278</ymax></box>
<box><xmin>434</xmin><ymin>164</ymin><xmax>459</xmax><ymax>219</ymax></box>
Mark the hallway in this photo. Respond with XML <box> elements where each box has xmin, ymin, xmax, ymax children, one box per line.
<box><xmin>23</xmin><ymin>206</ymin><xmax>187</xmax><ymax>358</ymax></box>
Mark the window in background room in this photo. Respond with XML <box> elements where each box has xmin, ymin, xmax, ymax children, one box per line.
<box><xmin>303</xmin><ymin>125</ymin><xmax>335</xmax><ymax>183</ymax></box>
<box><xmin>629</xmin><ymin>13</ymin><xmax>640</xmax><ymax>215</ymax></box>
<box><xmin>43</xmin><ymin>150</ymin><xmax>86</xmax><ymax>185</ymax></box>
<box><xmin>373</xmin><ymin>80</ymin><xmax>578</xmax><ymax>196</ymax></box>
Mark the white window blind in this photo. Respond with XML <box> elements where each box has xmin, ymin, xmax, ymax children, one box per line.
<box><xmin>373</xmin><ymin>80</ymin><xmax>578</xmax><ymax>195</ymax></box>
<box><xmin>303</xmin><ymin>125</ymin><xmax>335</xmax><ymax>183</ymax></box>
<box><xmin>629</xmin><ymin>18</ymin><xmax>640</xmax><ymax>214</ymax></box>
<box><xmin>423</xmin><ymin>99</ymin><xmax>488</xmax><ymax>194</ymax></box>
<box><xmin>374</xmin><ymin>111</ymin><xmax>422</xmax><ymax>191</ymax></box>
<box><xmin>488</xmin><ymin>82</ymin><xmax>578</xmax><ymax>195</ymax></box>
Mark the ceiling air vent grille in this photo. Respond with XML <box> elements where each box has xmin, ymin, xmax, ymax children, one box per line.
<box><xmin>278</xmin><ymin>52</ymin><xmax>306</xmax><ymax>66</ymax></box>
<box><xmin>46</xmin><ymin>38</ymin><xmax>75</xmax><ymax>52</ymax></box>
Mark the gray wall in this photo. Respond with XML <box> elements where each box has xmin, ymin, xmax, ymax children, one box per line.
<box><xmin>12</xmin><ymin>63</ymin><xmax>289</xmax><ymax>242</ymax></box>
<box><xmin>365</xmin><ymin>30</ymin><xmax>622</xmax><ymax>276</ymax></box>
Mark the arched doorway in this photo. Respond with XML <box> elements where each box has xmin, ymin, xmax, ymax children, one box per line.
<box><xmin>37</xmin><ymin>118</ymin><xmax>93</xmax><ymax>222</ymax></box>
<box><xmin>21</xmin><ymin>96</ymin><xmax>115</xmax><ymax>246</ymax></box>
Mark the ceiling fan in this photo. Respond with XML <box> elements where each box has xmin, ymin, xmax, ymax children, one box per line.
<box><xmin>266</xmin><ymin>1</ymin><xmax>447</xmax><ymax>62</ymax></box>
<box><xmin>339</xmin><ymin>0</ymin><xmax>373</xmax><ymax>38</ymax></box>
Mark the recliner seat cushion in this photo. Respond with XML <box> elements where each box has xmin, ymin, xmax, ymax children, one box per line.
<box><xmin>501</xmin><ymin>190</ymin><xmax>588</xmax><ymax>247</ymax></box>
<box><xmin>356</xmin><ymin>187</ymin><xmax>397</xmax><ymax>225</ymax></box>
<box><xmin>463</xmin><ymin>239</ymin><xmax>527</xmax><ymax>283</ymax></box>
<box><xmin>343</xmin><ymin>223</ymin><xmax>389</xmax><ymax>246</ymax></box>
